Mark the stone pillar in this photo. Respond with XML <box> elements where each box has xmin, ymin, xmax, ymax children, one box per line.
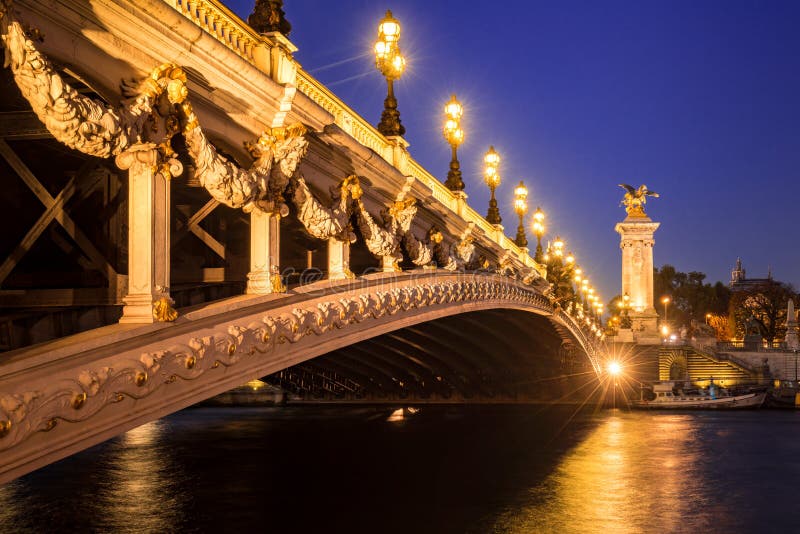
<box><xmin>247</xmin><ymin>209</ymin><xmax>281</xmax><ymax>294</ymax></box>
<box><xmin>328</xmin><ymin>238</ymin><xmax>352</xmax><ymax>280</ymax></box>
<box><xmin>615</xmin><ymin>215</ymin><xmax>660</xmax><ymax>342</ymax></box>
<box><xmin>454</xmin><ymin>190</ymin><xmax>468</xmax><ymax>218</ymax></box>
<box><xmin>115</xmin><ymin>145</ymin><xmax>181</xmax><ymax>323</ymax></box>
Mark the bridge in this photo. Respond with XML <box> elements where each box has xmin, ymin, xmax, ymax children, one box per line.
<box><xmin>0</xmin><ymin>0</ymin><xmax>607</xmax><ymax>483</ymax></box>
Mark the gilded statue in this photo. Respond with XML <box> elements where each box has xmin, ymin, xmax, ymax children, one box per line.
<box><xmin>619</xmin><ymin>184</ymin><xmax>659</xmax><ymax>217</ymax></box>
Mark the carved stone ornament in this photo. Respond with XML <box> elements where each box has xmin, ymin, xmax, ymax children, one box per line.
<box><xmin>169</xmin><ymin>77</ymin><xmax>309</xmax><ymax>214</ymax></box>
<box><xmin>398</xmin><ymin>206</ymin><xmax>435</xmax><ymax>267</ymax></box>
<box><xmin>428</xmin><ymin>226</ymin><xmax>458</xmax><ymax>271</ymax></box>
<box><xmin>0</xmin><ymin>275</ymin><xmax>607</xmax><ymax>451</ymax></box>
<box><xmin>292</xmin><ymin>174</ymin><xmax>360</xmax><ymax>242</ymax></box>
<box><xmin>1</xmin><ymin>10</ymin><xmax>183</xmax><ymax>165</ymax></box>
<box><xmin>354</xmin><ymin>197</ymin><xmax>412</xmax><ymax>270</ymax></box>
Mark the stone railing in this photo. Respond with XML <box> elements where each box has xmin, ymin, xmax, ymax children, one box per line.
<box><xmin>295</xmin><ymin>71</ymin><xmax>392</xmax><ymax>161</ymax></box>
<box><xmin>168</xmin><ymin>0</ymin><xmax>262</xmax><ymax>63</ymax></box>
<box><xmin>163</xmin><ymin>0</ymin><xmax>548</xmax><ymax>275</ymax></box>
<box><xmin>716</xmin><ymin>340</ymin><xmax>790</xmax><ymax>353</ymax></box>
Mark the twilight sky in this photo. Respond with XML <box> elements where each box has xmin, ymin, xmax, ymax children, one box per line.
<box><xmin>229</xmin><ymin>0</ymin><xmax>800</xmax><ymax>301</ymax></box>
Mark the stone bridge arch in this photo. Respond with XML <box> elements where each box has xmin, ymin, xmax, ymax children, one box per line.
<box><xmin>0</xmin><ymin>271</ymin><xmax>600</xmax><ymax>483</ymax></box>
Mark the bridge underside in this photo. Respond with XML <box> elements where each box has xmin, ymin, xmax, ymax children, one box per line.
<box><xmin>266</xmin><ymin>309</ymin><xmax>596</xmax><ymax>403</ymax></box>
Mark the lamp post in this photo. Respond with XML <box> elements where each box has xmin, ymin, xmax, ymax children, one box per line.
<box><xmin>617</xmin><ymin>292</ymin><xmax>632</xmax><ymax>328</ymax></box>
<box><xmin>514</xmin><ymin>181</ymin><xmax>528</xmax><ymax>247</ymax></box>
<box><xmin>532</xmin><ymin>207</ymin><xmax>545</xmax><ymax>261</ymax></box>
<box><xmin>552</xmin><ymin>236</ymin><xmax>564</xmax><ymax>258</ymax></box>
<box><xmin>442</xmin><ymin>94</ymin><xmax>465</xmax><ymax>191</ymax></box>
<box><xmin>661</xmin><ymin>295</ymin><xmax>671</xmax><ymax>323</ymax></box>
<box><xmin>374</xmin><ymin>10</ymin><xmax>406</xmax><ymax>137</ymax></box>
<box><xmin>484</xmin><ymin>146</ymin><xmax>501</xmax><ymax>224</ymax></box>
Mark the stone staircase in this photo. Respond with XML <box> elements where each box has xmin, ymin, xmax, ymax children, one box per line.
<box><xmin>658</xmin><ymin>344</ymin><xmax>762</xmax><ymax>385</ymax></box>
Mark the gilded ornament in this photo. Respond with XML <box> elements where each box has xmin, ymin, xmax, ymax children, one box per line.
<box><xmin>619</xmin><ymin>184</ymin><xmax>659</xmax><ymax>218</ymax></box>
<box><xmin>185</xmin><ymin>355</ymin><xmax>196</xmax><ymax>369</ymax></box>
<box><xmin>71</xmin><ymin>392</ymin><xmax>87</xmax><ymax>410</ymax></box>
<box><xmin>152</xmin><ymin>297</ymin><xmax>178</xmax><ymax>322</ymax></box>
<box><xmin>228</xmin><ymin>344</ymin><xmax>237</xmax><ymax>355</ymax></box>
<box><xmin>135</xmin><ymin>371</ymin><xmax>148</xmax><ymax>387</ymax></box>
<box><xmin>0</xmin><ymin>420</ymin><xmax>11</xmax><ymax>438</ymax></box>
<box><xmin>44</xmin><ymin>418</ymin><xmax>57</xmax><ymax>431</ymax></box>
<box><xmin>270</xmin><ymin>267</ymin><xmax>286</xmax><ymax>293</ymax></box>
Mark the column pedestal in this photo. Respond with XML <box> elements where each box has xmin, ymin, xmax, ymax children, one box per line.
<box><xmin>615</xmin><ymin>215</ymin><xmax>660</xmax><ymax>341</ymax></box>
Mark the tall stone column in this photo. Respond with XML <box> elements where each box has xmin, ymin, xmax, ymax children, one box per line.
<box><xmin>247</xmin><ymin>209</ymin><xmax>281</xmax><ymax>294</ymax></box>
<box><xmin>116</xmin><ymin>144</ymin><xmax>181</xmax><ymax>323</ymax></box>
<box><xmin>615</xmin><ymin>215</ymin><xmax>660</xmax><ymax>342</ymax></box>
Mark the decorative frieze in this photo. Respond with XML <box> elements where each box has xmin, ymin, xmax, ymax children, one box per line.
<box><xmin>0</xmin><ymin>276</ymin><xmax>564</xmax><ymax>453</ymax></box>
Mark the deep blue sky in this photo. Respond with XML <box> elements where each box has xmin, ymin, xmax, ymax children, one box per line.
<box><xmin>229</xmin><ymin>0</ymin><xmax>800</xmax><ymax>301</ymax></box>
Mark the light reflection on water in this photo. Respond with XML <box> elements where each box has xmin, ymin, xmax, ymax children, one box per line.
<box><xmin>492</xmin><ymin>412</ymin><xmax>798</xmax><ymax>533</ymax></box>
<box><xmin>3</xmin><ymin>407</ymin><xmax>800</xmax><ymax>533</ymax></box>
<box><xmin>92</xmin><ymin>420</ymin><xmax>190</xmax><ymax>533</ymax></box>
<box><xmin>0</xmin><ymin>419</ymin><xmax>192</xmax><ymax>533</ymax></box>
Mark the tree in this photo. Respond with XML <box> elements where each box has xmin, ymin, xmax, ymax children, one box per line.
<box><xmin>728</xmin><ymin>280</ymin><xmax>797</xmax><ymax>344</ymax></box>
<box><xmin>652</xmin><ymin>265</ymin><xmax>731</xmax><ymax>333</ymax></box>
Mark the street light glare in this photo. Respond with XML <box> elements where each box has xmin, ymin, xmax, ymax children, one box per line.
<box><xmin>608</xmin><ymin>361</ymin><xmax>622</xmax><ymax>376</ymax></box>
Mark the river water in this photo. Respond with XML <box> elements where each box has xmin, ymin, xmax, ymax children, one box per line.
<box><xmin>1</xmin><ymin>405</ymin><xmax>799</xmax><ymax>533</ymax></box>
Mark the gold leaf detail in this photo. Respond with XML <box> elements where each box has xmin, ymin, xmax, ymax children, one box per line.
<box><xmin>135</xmin><ymin>372</ymin><xmax>148</xmax><ymax>387</ymax></box>
<box><xmin>71</xmin><ymin>392</ymin><xmax>87</xmax><ymax>410</ymax></box>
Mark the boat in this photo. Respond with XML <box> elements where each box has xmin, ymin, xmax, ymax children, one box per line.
<box><xmin>632</xmin><ymin>382</ymin><xmax>766</xmax><ymax>410</ymax></box>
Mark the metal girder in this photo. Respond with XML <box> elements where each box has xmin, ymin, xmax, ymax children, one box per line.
<box><xmin>0</xmin><ymin>140</ymin><xmax>117</xmax><ymax>285</ymax></box>
<box><xmin>173</xmin><ymin>198</ymin><xmax>225</xmax><ymax>259</ymax></box>
<box><xmin>0</xmin><ymin>112</ymin><xmax>50</xmax><ymax>140</ymax></box>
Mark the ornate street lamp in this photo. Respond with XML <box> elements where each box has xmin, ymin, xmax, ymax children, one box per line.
<box><xmin>617</xmin><ymin>292</ymin><xmax>632</xmax><ymax>328</ymax></box>
<box><xmin>532</xmin><ymin>207</ymin><xmax>545</xmax><ymax>261</ymax></box>
<box><xmin>374</xmin><ymin>10</ymin><xmax>406</xmax><ymax>137</ymax></box>
<box><xmin>484</xmin><ymin>146</ymin><xmax>501</xmax><ymax>224</ymax></box>
<box><xmin>442</xmin><ymin>94</ymin><xmax>465</xmax><ymax>191</ymax></box>
<box><xmin>552</xmin><ymin>236</ymin><xmax>564</xmax><ymax>258</ymax></box>
<box><xmin>513</xmin><ymin>181</ymin><xmax>528</xmax><ymax>247</ymax></box>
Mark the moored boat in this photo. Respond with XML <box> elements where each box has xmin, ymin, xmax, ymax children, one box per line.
<box><xmin>632</xmin><ymin>382</ymin><xmax>766</xmax><ymax>410</ymax></box>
